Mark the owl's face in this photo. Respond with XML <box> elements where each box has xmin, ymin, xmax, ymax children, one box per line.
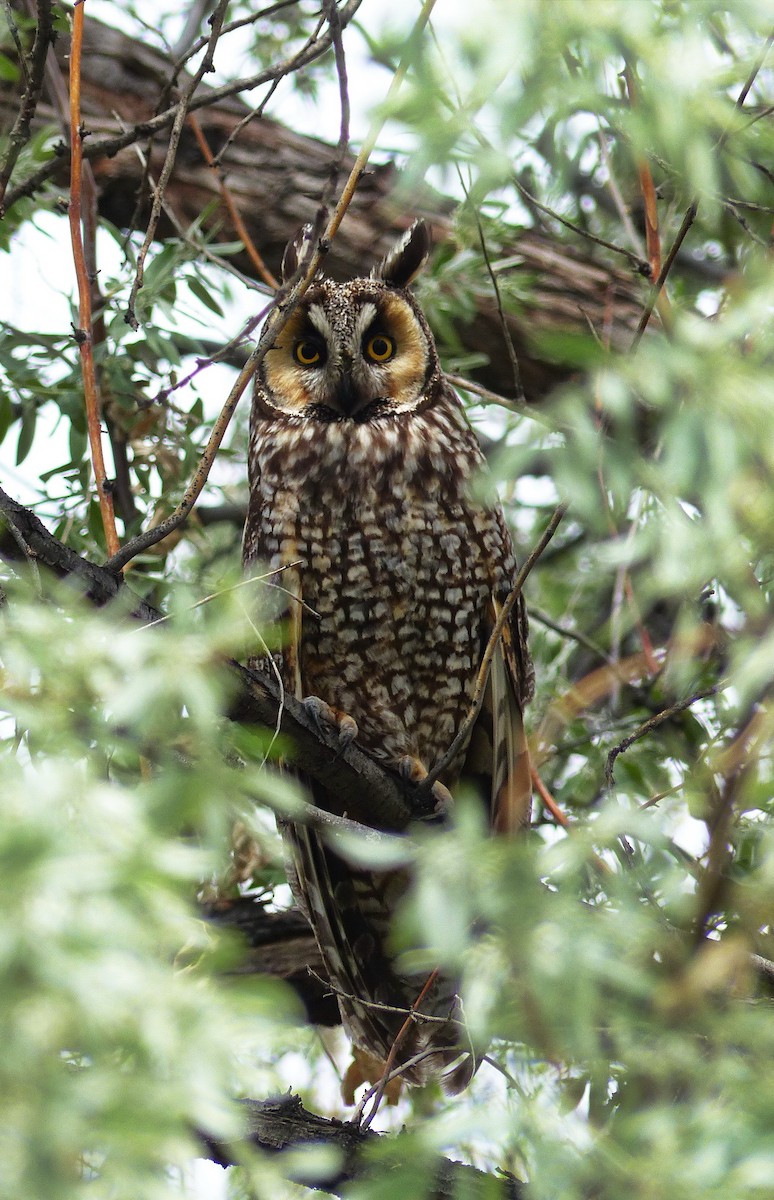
<box><xmin>256</xmin><ymin>222</ymin><xmax>443</xmax><ymax>423</ymax></box>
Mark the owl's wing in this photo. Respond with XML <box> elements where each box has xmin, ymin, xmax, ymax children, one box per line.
<box><xmin>465</xmin><ymin>591</ymin><xmax>533</xmax><ymax>835</ymax></box>
<box><xmin>489</xmin><ymin>593</ymin><xmax>533</xmax><ymax>833</ymax></box>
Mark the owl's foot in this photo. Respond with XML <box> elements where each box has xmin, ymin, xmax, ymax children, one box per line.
<box><xmin>398</xmin><ymin>755</ymin><xmax>454</xmax><ymax>817</ymax></box>
<box><xmin>303</xmin><ymin>695</ymin><xmax>359</xmax><ymax>749</ymax></box>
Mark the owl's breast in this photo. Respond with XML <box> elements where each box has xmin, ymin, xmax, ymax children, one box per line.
<box><xmin>245</xmin><ymin>406</ymin><xmax>513</xmax><ymax>773</ymax></box>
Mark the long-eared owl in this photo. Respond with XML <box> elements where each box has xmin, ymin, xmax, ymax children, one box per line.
<box><xmin>242</xmin><ymin>221</ymin><xmax>534</xmax><ymax>1093</ymax></box>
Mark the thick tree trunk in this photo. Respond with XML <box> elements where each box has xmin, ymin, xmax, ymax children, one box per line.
<box><xmin>0</xmin><ymin>14</ymin><xmax>650</xmax><ymax>401</ymax></box>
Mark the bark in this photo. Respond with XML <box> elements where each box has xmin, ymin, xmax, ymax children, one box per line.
<box><xmin>0</xmin><ymin>14</ymin><xmax>650</xmax><ymax>402</ymax></box>
<box><xmin>202</xmin><ymin>1093</ymin><xmax>526</xmax><ymax>1198</ymax></box>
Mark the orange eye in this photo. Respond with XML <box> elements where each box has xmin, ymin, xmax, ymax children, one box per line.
<box><xmin>365</xmin><ymin>333</ymin><xmax>394</xmax><ymax>363</ymax></box>
<box><xmin>294</xmin><ymin>339</ymin><xmax>325</xmax><ymax>366</ymax></box>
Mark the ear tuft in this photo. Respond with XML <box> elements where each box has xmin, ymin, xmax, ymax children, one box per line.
<box><xmin>373</xmin><ymin>220</ymin><xmax>431</xmax><ymax>288</ymax></box>
<box><xmin>281</xmin><ymin>224</ymin><xmax>316</xmax><ymax>285</ymax></box>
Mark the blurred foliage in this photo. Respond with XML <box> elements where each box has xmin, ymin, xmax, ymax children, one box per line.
<box><xmin>0</xmin><ymin>579</ymin><xmax>311</xmax><ymax>1200</ymax></box>
<box><xmin>1</xmin><ymin>0</ymin><xmax>774</xmax><ymax>1198</ymax></box>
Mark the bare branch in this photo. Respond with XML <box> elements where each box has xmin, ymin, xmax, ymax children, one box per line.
<box><xmin>605</xmin><ymin>686</ymin><xmax>720</xmax><ymax>789</ymax></box>
<box><xmin>1</xmin><ymin>0</ymin><xmax>366</xmax><ymax>217</ymax></box>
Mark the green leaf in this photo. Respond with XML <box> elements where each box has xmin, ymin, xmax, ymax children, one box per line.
<box><xmin>187</xmin><ymin>275</ymin><xmax>225</xmax><ymax>317</ymax></box>
<box><xmin>0</xmin><ymin>53</ymin><xmax>20</xmax><ymax>83</ymax></box>
<box><xmin>15</xmin><ymin>402</ymin><xmax>36</xmax><ymax>465</ymax></box>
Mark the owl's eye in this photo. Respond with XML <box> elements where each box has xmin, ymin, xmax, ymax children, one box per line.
<box><xmin>364</xmin><ymin>333</ymin><xmax>395</xmax><ymax>363</ymax></box>
<box><xmin>293</xmin><ymin>339</ymin><xmax>326</xmax><ymax>367</ymax></box>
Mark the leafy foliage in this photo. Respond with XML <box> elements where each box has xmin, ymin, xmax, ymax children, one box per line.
<box><xmin>1</xmin><ymin>1</ymin><xmax>773</xmax><ymax>1198</ymax></box>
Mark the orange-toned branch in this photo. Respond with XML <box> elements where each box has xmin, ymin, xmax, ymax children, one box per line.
<box><xmin>68</xmin><ymin>1</ymin><xmax>119</xmax><ymax>558</ymax></box>
<box><xmin>359</xmin><ymin>967</ymin><xmax>440</xmax><ymax>1129</ymax></box>
<box><xmin>187</xmin><ymin>114</ymin><xmax>279</xmax><ymax>290</ymax></box>
<box><xmin>531</xmin><ymin>767</ymin><xmax>570</xmax><ymax>827</ymax></box>
<box><xmin>624</xmin><ymin>63</ymin><xmax>672</xmax><ymax>334</ymax></box>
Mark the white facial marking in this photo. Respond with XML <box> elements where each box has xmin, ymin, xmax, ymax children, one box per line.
<box><xmin>308</xmin><ymin>305</ymin><xmax>333</xmax><ymax>339</ymax></box>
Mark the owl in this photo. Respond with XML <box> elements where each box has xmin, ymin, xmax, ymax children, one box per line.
<box><xmin>242</xmin><ymin>221</ymin><xmax>533</xmax><ymax>1094</ymax></box>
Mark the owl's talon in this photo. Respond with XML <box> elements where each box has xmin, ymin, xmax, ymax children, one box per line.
<box><xmin>429</xmin><ymin>779</ymin><xmax>454</xmax><ymax>817</ymax></box>
<box><xmin>398</xmin><ymin>756</ymin><xmax>454</xmax><ymax>818</ymax></box>
<box><xmin>303</xmin><ymin>695</ymin><xmax>359</xmax><ymax>748</ymax></box>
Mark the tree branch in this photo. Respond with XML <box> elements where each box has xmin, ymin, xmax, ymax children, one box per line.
<box><xmin>201</xmin><ymin>1093</ymin><xmax>526</xmax><ymax>1198</ymax></box>
<box><xmin>0</xmin><ymin>485</ymin><xmax>424</xmax><ymax>831</ymax></box>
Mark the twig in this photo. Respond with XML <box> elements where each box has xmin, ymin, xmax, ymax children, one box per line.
<box><xmin>210</xmin><ymin>7</ymin><xmax>332</xmax><ymax>167</ymax></box>
<box><xmin>595</xmin><ymin>122</ymin><xmax>646</xmax><ymax>260</ymax></box>
<box><xmin>475</xmin><ymin>213</ymin><xmax>524</xmax><ymax>402</ymax></box>
<box><xmin>0</xmin><ymin>0</ymin><xmax>52</xmax><ymax>209</ymax></box>
<box><xmin>171</xmin><ymin>0</ymin><xmax>216</xmax><ymax>58</ymax></box>
<box><xmin>693</xmin><ymin>704</ymin><xmax>767</xmax><ymax>944</ymax></box>
<box><xmin>124</xmin><ymin>132</ymin><xmax>268</xmax><ymax>296</ymax></box>
<box><xmin>280</xmin><ymin>793</ymin><xmax>409</xmax><ymax>847</ymax></box>
<box><xmin>186</xmin><ymin>113</ymin><xmax>279</xmax><ymax>289</ymax></box>
<box><xmin>630</xmin><ymin>201</ymin><xmax>698</xmax><ymax>351</ymax></box>
<box><xmin>731</xmin><ymin>33</ymin><xmax>774</xmax><ymax>117</ymax></box>
<box><xmin>605</xmin><ymin>685</ymin><xmax>719</xmax><ymax>789</ymax></box>
<box><xmin>68</xmin><ymin>1</ymin><xmax>119</xmax><ymax>557</ymax></box>
<box><xmin>419</xmin><ymin>502</ymin><xmax>567</xmax><ymax>796</ymax></box>
<box><xmin>126</xmin><ymin>0</ymin><xmax>230</xmax><ymax>328</ymax></box>
<box><xmin>534</xmin><ymin>648</ymin><xmax>664</xmax><ymax>762</ymax></box>
<box><xmin>359</xmin><ymin>968</ymin><xmax>440</xmax><ymax>1129</ymax></box>
<box><xmin>151</xmin><ymin>317</ymin><xmax>261</xmax><ymax>406</ymax></box>
<box><xmin>103</xmin><ymin>297</ymin><xmax>276</xmax><ymax>572</ymax></box>
<box><xmin>171</xmin><ymin>1</ymin><xmax>302</xmax><ymax>77</ymax></box>
<box><xmin>307</xmin><ymin>969</ymin><xmax>460</xmax><ymax>1026</ymax></box>
<box><xmin>316</xmin><ymin>0</ymin><xmax>438</xmax><ymax>255</ymax></box>
<box><xmin>2</xmin><ymin>0</ymin><xmax>30</xmax><ymax>88</ymax></box>
<box><xmin>320</xmin><ymin>0</ymin><xmax>351</xmax><ymax>219</ymax></box>
<box><xmin>529</xmin><ymin>606</ymin><xmax>612</xmax><ymax>665</ymax></box>
<box><xmin>512</xmin><ymin>175</ymin><xmax>650</xmax><ymax>276</ymax></box>
<box><xmin>623</xmin><ymin>61</ymin><xmax>676</xmax><ymax>344</ymax></box>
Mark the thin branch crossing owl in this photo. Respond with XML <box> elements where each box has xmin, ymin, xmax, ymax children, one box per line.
<box><xmin>243</xmin><ymin>221</ymin><xmax>533</xmax><ymax>1092</ymax></box>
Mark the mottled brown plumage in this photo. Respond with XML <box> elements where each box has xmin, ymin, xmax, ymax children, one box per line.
<box><xmin>242</xmin><ymin>222</ymin><xmax>533</xmax><ymax>1092</ymax></box>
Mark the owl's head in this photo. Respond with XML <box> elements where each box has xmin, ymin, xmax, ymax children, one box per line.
<box><xmin>256</xmin><ymin>221</ymin><xmax>444</xmax><ymax>422</ymax></box>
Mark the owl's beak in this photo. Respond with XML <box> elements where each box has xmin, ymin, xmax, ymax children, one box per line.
<box><xmin>332</xmin><ymin>374</ymin><xmax>368</xmax><ymax>417</ymax></box>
